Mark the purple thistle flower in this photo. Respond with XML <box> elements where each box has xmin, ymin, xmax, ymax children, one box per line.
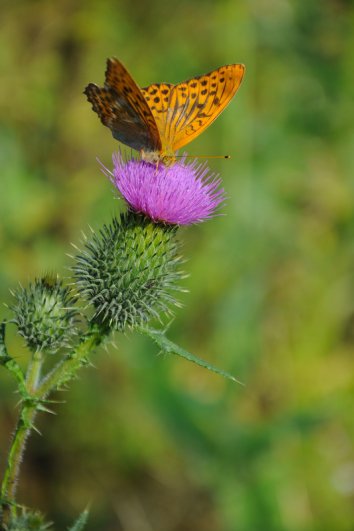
<box><xmin>101</xmin><ymin>154</ymin><xmax>225</xmax><ymax>225</ymax></box>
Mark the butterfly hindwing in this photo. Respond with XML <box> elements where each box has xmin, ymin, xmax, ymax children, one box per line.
<box><xmin>140</xmin><ymin>83</ymin><xmax>175</xmax><ymax>152</ymax></box>
<box><xmin>84</xmin><ymin>58</ymin><xmax>161</xmax><ymax>152</ymax></box>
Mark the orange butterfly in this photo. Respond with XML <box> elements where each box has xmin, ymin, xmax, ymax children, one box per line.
<box><xmin>84</xmin><ymin>58</ymin><xmax>245</xmax><ymax>165</ymax></box>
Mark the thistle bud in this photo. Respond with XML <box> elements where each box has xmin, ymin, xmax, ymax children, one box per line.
<box><xmin>11</xmin><ymin>277</ymin><xmax>78</xmax><ymax>353</ymax></box>
<box><xmin>73</xmin><ymin>211</ymin><xmax>184</xmax><ymax>331</ymax></box>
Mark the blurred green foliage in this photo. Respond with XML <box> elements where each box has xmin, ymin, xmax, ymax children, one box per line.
<box><xmin>0</xmin><ymin>0</ymin><xmax>353</xmax><ymax>529</ymax></box>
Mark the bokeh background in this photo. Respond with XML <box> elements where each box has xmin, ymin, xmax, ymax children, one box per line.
<box><xmin>0</xmin><ymin>0</ymin><xmax>353</xmax><ymax>530</ymax></box>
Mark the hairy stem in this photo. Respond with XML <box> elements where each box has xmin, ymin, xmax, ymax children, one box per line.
<box><xmin>1</xmin><ymin>351</ymin><xmax>43</xmax><ymax>522</ymax></box>
<box><xmin>0</xmin><ymin>323</ymin><xmax>107</xmax><ymax>525</ymax></box>
<box><xmin>35</xmin><ymin>323</ymin><xmax>104</xmax><ymax>399</ymax></box>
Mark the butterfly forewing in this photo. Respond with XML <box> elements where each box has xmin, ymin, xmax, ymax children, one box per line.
<box><xmin>141</xmin><ymin>64</ymin><xmax>245</xmax><ymax>152</ymax></box>
<box><xmin>84</xmin><ymin>58</ymin><xmax>161</xmax><ymax>152</ymax></box>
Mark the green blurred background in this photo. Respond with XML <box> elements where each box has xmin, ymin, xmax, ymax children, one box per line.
<box><xmin>1</xmin><ymin>0</ymin><xmax>353</xmax><ymax>529</ymax></box>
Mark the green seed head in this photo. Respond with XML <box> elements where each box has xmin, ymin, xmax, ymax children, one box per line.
<box><xmin>73</xmin><ymin>211</ymin><xmax>185</xmax><ymax>331</ymax></box>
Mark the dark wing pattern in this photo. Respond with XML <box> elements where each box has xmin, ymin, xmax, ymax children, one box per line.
<box><xmin>84</xmin><ymin>58</ymin><xmax>161</xmax><ymax>152</ymax></box>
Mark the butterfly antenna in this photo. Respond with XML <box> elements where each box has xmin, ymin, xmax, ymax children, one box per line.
<box><xmin>175</xmin><ymin>155</ymin><xmax>231</xmax><ymax>159</ymax></box>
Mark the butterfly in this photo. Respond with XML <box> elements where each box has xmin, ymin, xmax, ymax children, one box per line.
<box><xmin>84</xmin><ymin>58</ymin><xmax>245</xmax><ymax>165</ymax></box>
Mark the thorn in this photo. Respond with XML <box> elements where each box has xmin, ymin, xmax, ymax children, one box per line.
<box><xmin>32</xmin><ymin>424</ymin><xmax>42</xmax><ymax>436</ymax></box>
<box><xmin>37</xmin><ymin>404</ymin><xmax>56</xmax><ymax>415</ymax></box>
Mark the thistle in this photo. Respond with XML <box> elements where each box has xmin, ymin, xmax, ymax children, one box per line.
<box><xmin>103</xmin><ymin>153</ymin><xmax>226</xmax><ymax>225</ymax></box>
<box><xmin>10</xmin><ymin>277</ymin><xmax>78</xmax><ymax>353</ymax></box>
<box><xmin>73</xmin><ymin>210</ymin><xmax>185</xmax><ymax>331</ymax></box>
<box><xmin>1</xmin><ymin>155</ymin><xmax>236</xmax><ymax>531</ymax></box>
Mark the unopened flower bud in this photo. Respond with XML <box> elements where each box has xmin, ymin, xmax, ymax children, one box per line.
<box><xmin>11</xmin><ymin>277</ymin><xmax>78</xmax><ymax>353</ymax></box>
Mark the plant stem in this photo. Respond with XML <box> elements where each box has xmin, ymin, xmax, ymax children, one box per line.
<box><xmin>1</xmin><ymin>351</ymin><xmax>43</xmax><ymax>522</ymax></box>
<box><xmin>0</xmin><ymin>323</ymin><xmax>106</xmax><ymax>525</ymax></box>
<box><xmin>35</xmin><ymin>323</ymin><xmax>104</xmax><ymax>399</ymax></box>
<box><xmin>0</xmin><ymin>409</ymin><xmax>38</xmax><ymax>520</ymax></box>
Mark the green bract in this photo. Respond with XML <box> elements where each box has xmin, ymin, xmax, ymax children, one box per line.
<box><xmin>73</xmin><ymin>211</ymin><xmax>185</xmax><ymax>330</ymax></box>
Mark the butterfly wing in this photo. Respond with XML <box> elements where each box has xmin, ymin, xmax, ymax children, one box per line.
<box><xmin>140</xmin><ymin>83</ymin><xmax>175</xmax><ymax>153</ymax></box>
<box><xmin>84</xmin><ymin>58</ymin><xmax>162</xmax><ymax>152</ymax></box>
<box><xmin>141</xmin><ymin>64</ymin><xmax>245</xmax><ymax>152</ymax></box>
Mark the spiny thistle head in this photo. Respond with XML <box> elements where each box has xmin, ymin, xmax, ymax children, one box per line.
<box><xmin>102</xmin><ymin>153</ymin><xmax>225</xmax><ymax>225</ymax></box>
<box><xmin>11</xmin><ymin>276</ymin><xmax>78</xmax><ymax>353</ymax></box>
<box><xmin>73</xmin><ymin>211</ymin><xmax>185</xmax><ymax>331</ymax></box>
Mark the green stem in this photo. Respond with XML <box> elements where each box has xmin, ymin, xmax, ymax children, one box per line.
<box><xmin>0</xmin><ymin>409</ymin><xmax>38</xmax><ymax>521</ymax></box>
<box><xmin>35</xmin><ymin>323</ymin><xmax>104</xmax><ymax>399</ymax></box>
<box><xmin>26</xmin><ymin>350</ymin><xmax>43</xmax><ymax>393</ymax></box>
<box><xmin>1</xmin><ymin>351</ymin><xmax>43</xmax><ymax>522</ymax></box>
<box><xmin>0</xmin><ymin>323</ymin><xmax>107</xmax><ymax>525</ymax></box>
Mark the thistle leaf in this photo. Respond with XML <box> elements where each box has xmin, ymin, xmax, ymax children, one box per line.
<box><xmin>0</xmin><ymin>321</ymin><xmax>26</xmax><ymax>392</ymax></box>
<box><xmin>67</xmin><ymin>508</ymin><xmax>89</xmax><ymax>531</ymax></box>
<box><xmin>139</xmin><ymin>326</ymin><xmax>243</xmax><ymax>385</ymax></box>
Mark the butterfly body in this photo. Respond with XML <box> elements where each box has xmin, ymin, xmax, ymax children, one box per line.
<box><xmin>84</xmin><ymin>58</ymin><xmax>245</xmax><ymax>164</ymax></box>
